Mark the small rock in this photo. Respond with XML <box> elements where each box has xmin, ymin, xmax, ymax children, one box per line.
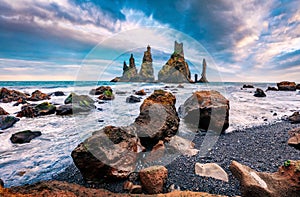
<box><xmin>126</xmin><ymin>95</ymin><xmax>141</xmax><ymax>103</ymax></box>
<box><xmin>135</xmin><ymin>89</ymin><xmax>146</xmax><ymax>96</ymax></box>
<box><xmin>289</xmin><ymin>112</ymin><xmax>300</xmax><ymax>123</ymax></box>
<box><xmin>98</xmin><ymin>119</ymin><xmax>104</xmax><ymax>123</ymax></box>
<box><xmin>243</xmin><ymin>84</ymin><xmax>254</xmax><ymax>88</ymax></box>
<box><xmin>0</xmin><ymin>116</ymin><xmax>19</xmax><ymax>130</ymax></box>
<box><xmin>50</xmin><ymin>91</ymin><xmax>65</xmax><ymax>96</ymax></box>
<box><xmin>254</xmin><ymin>88</ymin><xmax>266</xmax><ymax>97</ymax></box>
<box><xmin>177</xmin><ymin>84</ymin><xmax>184</xmax><ymax>88</ymax></box>
<box><xmin>288</xmin><ymin>127</ymin><xmax>300</xmax><ymax>150</ymax></box>
<box><xmin>167</xmin><ymin>184</ymin><xmax>180</xmax><ymax>192</ymax></box>
<box><xmin>0</xmin><ymin>107</ymin><xmax>9</xmax><ymax>115</ymax></box>
<box><xmin>195</xmin><ymin>163</ymin><xmax>229</xmax><ymax>182</ymax></box>
<box><xmin>0</xmin><ymin>178</ymin><xmax>4</xmax><ymax>187</ymax></box>
<box><xmin>139</xmin><ymin>165</ymin><xmax>168</xmax><ymax>194</ymax></box>
<box><xmin>12</xmin><ymin>98</ymin><xmax>27</xmax><ymax>106</ymax></box>
<box><xmin>56</xmin><ymin>104</ymin><xmax>73</xmax><ymax>115</ymax></box>
<box><xmin>10</xmin><ymin>130</ymin><xmax>42</xmax><ymax>144</ymax></box>
<box><xmin>273</xmin><ymin>113</ymin><xmax>277</xmax><ymax>116</ymax></box>
<box><xmin>266</xmin><ymin>86</ymin><xmax>278</xmax><ymax>91</ymax></box>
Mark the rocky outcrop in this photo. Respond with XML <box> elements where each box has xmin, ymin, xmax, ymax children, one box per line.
<box><xmin>121</xmin><ymin>55</ymin><xmax>138</xmax><ymax>81</ymax></box>
<box><xmin>179</xmin><ymin>90</ymin><xmax>229</xmax><ymax>133</ymax></box>
<box><xmin>64</xmin><ymin>93</ymin><xmax>95</xmax><ymax>113</ymax></box>
<box><xmin>89</xmin><ymin>86</ymin><xmax>112</xmax><ymax>95</ymax></box>
<box><xmin>288</xmin><ymin>127</ymin><xmax>300</xmax><ymax>150</ymax></box>
<box><xmin>277</xmin><ymin>81</ymin><xmax>296</xmax><ymax>91</ymax></box>
<box><xmin>254</xmin><ymin>88</ymin><xmax>266</xmax><ymax>97</ymax></box>
<box><xmin>28</xmin><ymin>90</ymin><xmax>50</xmax><ymax>101</ymax></box>
<box><xmin>198</xmin><ymin>58</ymin><xmax>209</xmax><ymax>83</ymax></box>
<box><xmin>230</xmin><ymin>160</ymin><xmax>300</xmax><ymax>197</ymax></box>
<box><xmin>0</xmin><ymin>87</ymin><xmax>27</xmax><ymax>103</ymax></box>
<box><xmin>71</xmin><ymin>126</ymin><xmax>145</xmax><ymax>182</ymax></box>
<box><xmin>133</xmin><ymin>90</ymin><xmax>179</xmax><ymax>141</ymax></box>
<box><xmin>0</xmin><ymin>116</ymin><xmax>19</xmax><ymax>130</ymax></box>
<box><xmin>138</xmin><ymin>45</ymin><xmax>155</xmax><ymax>82</ymax></box>
<box><xmin>139</xmin><ymin>165</ymin><xmax>168</xmax><ymax>194</ymax></box>
<box><xmin>0</xmin><ymin>180</ymin><xmax>228</xmax><ymax>197</ymax></box>
<box><xmin>0</xmin><ymin>107</ymin><xmax>8</xmax><ymax>115</ymax></box>
<box><xmin>158</xmin><ymin>41</ymin><xmax>192</xmax><ymax>83</ymax></box>
<box><xmin>17</xmin><ymin>102</ymin><xmax>56</xmax><ymax>118</ymax></box>
<box><xmin>195</xmin><ymin>163</ymin><xmax>228</xmax><ymax>182</ymax></box>
<box><xmin>10</xmin><ymin>130</ymin><xmax>41</xmax><ymax>144</ymax></box>
<box><xmin>243</xmin><ymin>84</ymin><xmax>254</xmax><ymax>88</ymax></box>
<box><xmin>289</xmin><ymin>112</ymin><xmax>300</xmax><ymax>124</ymax></box>
<box><xmin>266</xmin><ymin>86</ymin><xmax>278</xmax><ymax>91</ymax></box>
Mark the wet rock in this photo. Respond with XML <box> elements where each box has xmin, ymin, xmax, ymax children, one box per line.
<box><xmin>0</xmin><ymin>87</ymin><xmax>27</xmax><ymax>103</ymax></box>
<box><xmin>64</xmin><ymin>93</ymin><xmax>95</xmax><ymax>113</ymax></box>
<box><xmin>230</xmin><ymin>160</ymin><xmax>300</xmax><ymax>197</ymax></box>
<box><xmin>296</xmin><ymin>84</ymin><xmax>300</xmax><ymax>90</ymax></box>
<box><xmin>133</xmin><ymin>90</ymin><xmax>179</xmax><ymax>141</ymax></box>
<box><xmin>243</xmin><ymin>84</ymin><xmax>254</xmax><ymax>88</ymax></box>
<box><xmin>13</xmin><ymin>98</ymin><xmax>27</xmax><ymax>106</ymax></box>
<box><xmin>0</xmin><ymin>107</ymin><xmax>8</xmax><ymax>115</ymax></box>
<box><xmin>135</xmin><ymin>89</ymin><xmax>146</xmax><ymax>96</ymax></box>
<box><xmin>289</xmin><ymin>112</ymin><xmax>300</xmax><ymax>123</ymax></box>
<box><xmin>16</xmin><ymin>105</ymin><xmax>37</xmax><ymax>118</ymax></box>
<box><xmin>277</xmin><ymin>81</ymin><xmax>296</xmax><ymax>91</ymax></box>
<box><xmin>139</xmin><ymin>165</ymin><xmax>168</xmax><ymax>194</ymax></box>
<box><xmin>71</xmin><ymin>126</ymin><xmax>145</xmax><ymax>182</ymax></box>
<box><xmin>89</xmin><ymin>86</ymin><xmax>112</xmax><ymax>96</ymax></box>
<box><xmin>28</xmin><ymin>90</ymin><xmax>50</xmax><ymax>101</ymax></box>
<box><xmin>50</xmin><ymin>91</ymin><xmax>65</xmax><ymax>96</ymax></box>
<box><xmin>10</xmin><ymin>130</ymin><xmax>41</xmax><ymax>144</ymax></box>
<box><xmin>35</xmin><ymin>102</ymin><xmax>56</xmax><ymax>116</ymax></box>
<box><xmin>115</xmin><ymin>91</ymin><xmax>127</xmax><ymax>95</ymax></box>
<box><xmin>177</xmin><ymin>84</ymin><xmax>184</xmax><ymax>88</ymax></box>
<box><xmin>0</xmin><ymin>116</ymin><xmax>19</xmax><ymax>130</ymax></box>
<box><xmin>288</xmin><ymin>127</ymin><xmax>300</xmax><ymax>150</ymax></box>
<box><xmin>179</xmin><ymin>90</ymin><xmax>229</xmax><ymax>133</ymax></box>
<box><xmin>0</xmin><ymin>179</ymin><xmax>3</xmax><ymax>187</ymax></box>
<box><xmin>158</xmin><ymin>41</ymin><xmax>192</xmax><ymax>83</ymax></box>
<box><xmin>195</xmin><ymin>163</ymin><xmax>228</xmax><ymax>182</ymax></box>
<box><xmin>254</xmin><ymin>88</ymin><xmax>266</xmax><ymax>97</ymax></box>
<box><xmin>126</xmin><ymin>95</ymin><xmax>141</xmax><ymax>103</ymax></box>
<box><xmin>56</xmin><ymin>104</ymin><xmax>73</xmax><ymax>115</ymax></box>
<box><xmin>266</xmin><ymin>86</ymin><xmax>278</xmax><ymax>91</ymax></box>
<box><xmin>98</xmin><ymin>90</ymin><xmax>115</xmax><ymax>100</ymax></box>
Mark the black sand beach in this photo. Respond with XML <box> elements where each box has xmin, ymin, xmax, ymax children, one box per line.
<box><xmin>53</xmin><ymin>120</ymin><xmax>300</xmax><ymax>196</ymax></box>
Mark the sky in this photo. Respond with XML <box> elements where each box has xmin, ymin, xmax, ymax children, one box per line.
<box><xmin>0</xmin><ymin>0</ymin><xmax>300</xmax><ymax>82</ymax></box>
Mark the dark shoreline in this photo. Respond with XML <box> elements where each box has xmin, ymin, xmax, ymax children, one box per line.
<box><xmin>53</xmin><ymin>120</ymin><xmax>299</xmax><ymax>196</ymax></box>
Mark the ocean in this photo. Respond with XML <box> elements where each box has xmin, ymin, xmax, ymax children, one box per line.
<box><xmin>0</xmin><ymin>81</ymin><xmax>299</xmax><ymax>187</ymax></box>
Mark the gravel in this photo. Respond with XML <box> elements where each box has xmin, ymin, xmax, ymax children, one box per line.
<box><xmin>53</xmin><ymin>121</ymin><xmax>299</xmax><ymax>196</ymax></box>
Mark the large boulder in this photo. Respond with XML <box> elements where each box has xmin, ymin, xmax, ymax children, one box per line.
<box><xmin>288</xmin><ymin>127</ymin><xmax>300</xmax><ymax>150</ymax></box>
<box><xmin>64</xmin><ymin>93</ymin><xmax>95</xmax><ymax>113</ymax></box>
<box><xmin>0</xmin><ymin>116</ymin><xmax>19</xmax><ymax>130</ymax></box>
<box><xmin>0</xmin><ymin>107</ymin><xmax>8</xmax><ymax>115</ymax></box>
<box><xmin>133</xmin><ymin>90</ymin><xmax>179</xmax><ymax>141</ymax></box>
<box><xmin>28</xmin><ymin>90</ymin><xmax>50</xmax><ymax>101</ymax></box>
<box><xmin>230</xmin><ymin>160</ymin><xmax>300</xmax><ymax>197</ymax></box>
<box><xmin>179</xmin><ymin>90</ymin><xmax>229</xmax><ymax>133</ymax></box>
<box><xmin>254</xmin><ymin>88</ymin><xmax>266</xmax><ymax>97</ymax></box>
<box><xmin>277</xmin><ymin>81</ymin><xmax>296</xmax><ymax>91</ymax></box>
<box><xmin>17</xmin><ymin>102</ymin><xmax>56</xmax><ymax>117</ymax></box>
<box><xmin>158</xmin><ymin>41</ymin><xmax>192</xmax><ymax>83</ymax></box>
<box><xmin>0</xmin><ymin>87</ymin><xmax>27</xmax><ymax>103</ymax></box>
<box><xmin>89</xmin><ymin>86</ymin><xmax>112</xmax><ymax>95</ymax></box>
<box><xmin>289</xmin><ymin>112</ymin><xmax>300</xmax><ymax>124</ymax></box>
<box><xmin>17</xmin><ymin>105</ymin><xmax>37</xmax><ymax>118</ymax></box>
<box><xmin>10</xmin><ymin>130</ymin><xmax>42</xmax><ymax>144</ymax></box>
<box><xmin>71</xmin><ymin>126</ymin><xmax>145</xmax><ymax>182</ymax></box>
<box><xmin>139</xmin><ymin>165</ymin><xmax>168</xmax><ymax>194</ymax></box>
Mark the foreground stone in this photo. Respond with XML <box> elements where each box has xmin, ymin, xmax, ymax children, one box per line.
<box><xmin>277</xmin><ymin>81</ymin><xmax>296</xmax><ymax>91</ymax></box>
<box><xmin>139</xmin><ymin>166</ymin><xmax>168</xmax><ymax>194</ymax></box>
<box><xmin>195</xmin><ymin>163</ymin><xmax>228</xmax><ymax>182</ymax></box>
<box><xmin>179</xmin><ymin>90</ymin><xmax>229</xmax><ymax>133</ymax></box>
<box><xmin>288</xmin><ymin>127</ymin><xmax>300</xmax><ymax>150</ymax></box>
<box><xmin>0</xmin><ymin>116</ymin><xmax>19</xmax><ymax>130</ymax></box>
<box><xmin>289</xmin><ymin>112</ymin><xmax>300</xmax><ymax>124</ymax></box>
<box><xmin>71</xmin><ymin>126</ymin><xmax>145</xmax><ymax>182</ymax></box>
<box><xmin>254</xmin><ymin>88</ymin><xmax>266</xmax><ymax>97</ymax></box>
<box><xmin>0</xmin><ymin>106</ymin><xmax>9</xmax><ymax>115</ymax></box>
<box><xmin>230</xmin><ymin>160</ymin><xmax>300</xmax><ymax>197</ymax></box>
<box><xmin>17</xmin><ymin>102</ymin><xmax>56</xmax><ymax>118</ymax></box>
<box><xmin>0</xmin><ymin>180</ymin><xmax>228</xmax><ymax>197</ymax></box>
<box><xmin>64</xmin><ymin>93</ymin><xmax>95</xmax><ymax>113</ymax></box>
<box><xmin>10</xmin><ymin>130</ymin><xmax>41</xmax><ymax>144</ymax></box>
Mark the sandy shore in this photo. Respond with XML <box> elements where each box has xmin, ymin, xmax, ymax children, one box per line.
<box><xmin>53</xmin><ymin>120</ymin><xmax>299</xmax><ymax>196</ymax></box>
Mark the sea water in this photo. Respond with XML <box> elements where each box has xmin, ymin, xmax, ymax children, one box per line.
<box><xmin>0</xmin><ymin>81</ymin><xmax>299</xmax><ymax>187</ymax></box>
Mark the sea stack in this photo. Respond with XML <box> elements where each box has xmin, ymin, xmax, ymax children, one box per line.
<box><xmin>138</xmin><ymin>45</ymin><xmax>155</xmax><ymax>82</ymax></box>
<box><xmin>199</xmin><ymin>58</ymin><xmax>209</xmax><ymax>83</ymax></box>
<box><xmin>158</xmin><ymin>41</ymin><xmax>192</xmax><ymax>83</ymax></box>
<box><xmin>119</xmin><ymin>54</ymin><xmax>138</xmax><ymax>81</ymax></box>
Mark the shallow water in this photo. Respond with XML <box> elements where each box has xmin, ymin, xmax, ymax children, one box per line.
<box><xmin>0</xmin><ymin>81</ymin><xmax>299</xmax><ymax>187</ymax></box>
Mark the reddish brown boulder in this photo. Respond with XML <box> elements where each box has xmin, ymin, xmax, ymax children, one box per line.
<box><xmin>0</xmin><ymin>87</ymin><xmax>27</xmax><ymax>103</ymax></box>
<box><xmin>230</xmin><ymin>160</ymin><xmax>300</xmax><ymax>197</ymax></box>
<box><xmin>17</xmin><ymin>105</ymin><xmax>37</xmax><ymax>118</ymax></box>
<box><xmin>28</xmin><ymin>90</ymin><xmax>50</xmax><ymax>101</ymax></box>
<box><xmin>179</xmin><ymin>90</ymin><xmax>229</xmax><ymax>133</ymax></box>
<box><xmin>277</xmin><ymin>81</ymin><xmax>296</xmax><ymax>91</ymax></box>
<box><xmin>139</xmin><ymin>165</ymin><xmax>168</xmax><ymax>194</ymax></box>
<box><xmin>289</xmin><ymin>112</ymin><xmax>300</xmax><ymax>124</ymax></box>
<box><xmin>288</xmin><ymin>128</ymin><xmax>300</xmax><ymax>150</ymax></box>
<box><xmin>0</xmin><ymin>107</ymin><xmax>8</xmax><ymax>115</ymax></box>
<box><xmin>71</xmin><ymin>126</ymin><xmax>145</xmax><ymax>182</ymax></box>
<box><xmin>135</xmin><ymin>89</ymin><xmax>146</xmax><ymax>96</ymax></box>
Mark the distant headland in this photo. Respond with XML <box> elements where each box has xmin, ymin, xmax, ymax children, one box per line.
<box><xmin>111</xmin><ymin>41</ymin><xmax>209</xmax><ymax>83</ymax></box>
